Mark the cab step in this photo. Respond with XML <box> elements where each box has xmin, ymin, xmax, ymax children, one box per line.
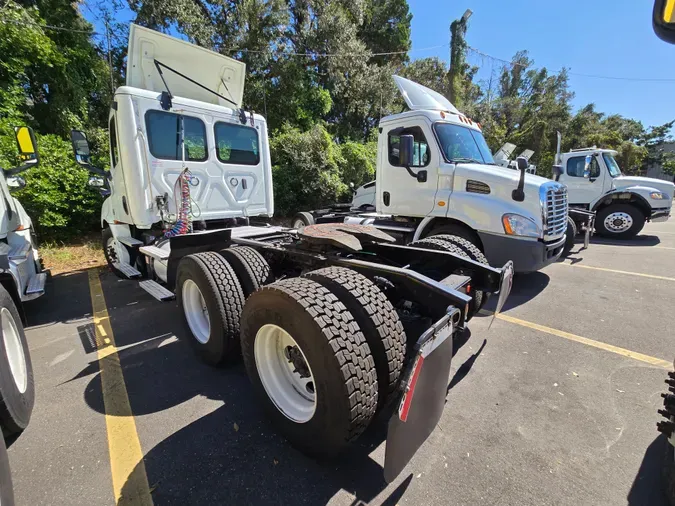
<box><xmin>139</xmin><ymin>245</ymin><xmax>169</xmax><ymax>260</ymax></box>
<box><xmin>25</xmin><ymin>272</ymin><xmax>47</xmax><ymax>295</ymax></box>
<box><xmin>114</xmin><ymin>262</ymin><xmax>141</xmax><ymax>279</ymax></box>
<box><xmin>118</xmin><ymin>236</ymin><xmax>144</xmax><ymax>247</ymax></box>
<box><xmin>8</xmin><ymin>242</ymin><xmax>31</xmax><ymax>260</ymax></box>
<box><xmin>139</xmin><ymin>280</ymin><xmax>175</xmax><ymax>301</ymax></box>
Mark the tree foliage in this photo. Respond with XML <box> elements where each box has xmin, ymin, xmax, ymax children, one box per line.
<box><xmin>0</xmin><ymin>0</ymin><xmax>672</xmax><ymax>237</ymax></box>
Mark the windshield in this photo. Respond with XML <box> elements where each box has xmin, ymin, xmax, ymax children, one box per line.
<box><xmin>602</xmin><ymin>153</ymin><xmax>622</xmax><ymax>177</ymax></box>
<box><xmin>434</xmin><ymin>123</ymin><xmax>495</xmax><ymax>165</ymax></box>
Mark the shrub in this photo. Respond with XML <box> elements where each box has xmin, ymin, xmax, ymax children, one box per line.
<box><xmin>271</xmin><ymin>124</ymin><xmax>348</xmax><ymax>215</ymax></box>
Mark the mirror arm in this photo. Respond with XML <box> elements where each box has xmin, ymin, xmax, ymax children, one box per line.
<box><xmin>4</xmin><ymin>162</ymin><xmax>35</xmax><ymax>176</ymax></box>
<box><xmin>512</xmin><ymin>167</ymin><xmax>526</xmax><ymax>202</ymax></box>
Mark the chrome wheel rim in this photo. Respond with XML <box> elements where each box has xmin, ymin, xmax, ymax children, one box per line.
<box><xmin>603</xmin><ymin>212</ymin><xmax>633</xmax><ymax>233</ymax></box>
<box><xmin>254</xmin><ymin>324</ymin><xmax>316</xmax><ymax>423</ymax></box>
<box><xmin>182</xmin><ymin>279</ymin><xmax>210</xmax><ymax>344</ymax></box>
<box><xmin>2</xmin><ymin>307</ymin><xmax>27</xmax><ymax>394</ymax></box>
<box><xmin>292</xmin><ymin>219</ymin><xmax>305</xmax><ymax>229</ymax></box>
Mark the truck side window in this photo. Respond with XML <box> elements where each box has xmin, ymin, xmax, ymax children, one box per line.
<box><xmin>109</xmin><ymin>117</ymin><xmax>119</xmax><ymax>168</ymax></box>
<box><xmin>145</xmin><ymin>110</ymin><xmax>208</xmax><ymax>162</ymax></box>
<box><xmin>566</xmin><ymin>155</ymin><xmax>600</xmax><ymax>178</ymax></box>
<box><xmin>214</xmin><ymin>122</ymin><xmax>260</xmax><ymax>165</ymax></box>
<box><xmin>388</xmin><ymin>127</ymin><xmax>430</xmax><ymax>167</ymax></box>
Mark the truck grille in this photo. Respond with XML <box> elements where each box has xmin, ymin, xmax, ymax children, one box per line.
<box><xmin>544</xmin><ymin>184</ymin><xmax>568</xmax><ymax>241</ymax></box>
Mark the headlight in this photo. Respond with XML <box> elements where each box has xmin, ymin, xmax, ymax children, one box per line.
<box><xmin>650</xmin><ymin>191</ymin><xmax>666</xmax><ymax>200</ymax></box>
<box><xmin>502</xmin><ymin>214</ymin><xmax>541</xmax><ymax>237</ymax></box>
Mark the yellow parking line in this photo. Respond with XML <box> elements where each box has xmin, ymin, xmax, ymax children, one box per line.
<box><xmin>88</xmin><ymin>269</ymin><xmax>153</xmax><ymax>505</ymax></box>
<box><xmin>481</xmin><ymin>310</ymin><xmax>671</xmax><ymax>369</ymax></box>
<box><xmin>558</xmin><ymin>262</ymin><xmax>675</xmax><ymax>282</ymax></box>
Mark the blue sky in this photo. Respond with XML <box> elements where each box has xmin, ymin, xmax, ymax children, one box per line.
<box><xmin>407</xmin><ymin>0</ymin><xmax>675</xmax><ymax>130</ymax></box>
<box><xmin>84</xmin><ymin>1</ymin><xmax>674</xmax><ymax>131</ymax></box>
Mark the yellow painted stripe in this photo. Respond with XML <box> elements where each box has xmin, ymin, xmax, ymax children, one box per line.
<box><xmin>665</xmin><ymin>0</ymin><xmax>675</xmax><ymax>22</ymax></box>
<box><xmin>88</xmin><ymin>269</ymin><xmax>153</xmax><ymax>505</ymax></box>
<box><xmin>558</xmin><ymin>262</ymin><xmax>675</xmax><ymax>282</ymax></box>
<box><xmin>481</xmin><ymin>310</ymin><xmax>671</xmax><ymax>369</ymax></box>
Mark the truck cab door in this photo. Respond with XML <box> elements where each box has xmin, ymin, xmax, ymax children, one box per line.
<box><xmin>378</xmin><ymin>122</ymin><xmax>440</xmax><ymax>217</ymax></box>
<box><xmin>107</xmin><ymin>113</ymin><xmax>132</xmax><ymax>222</ymax></box>
<box><xmin>561</xmin><ymin>154</ymin><xmax>603</xmax><ymax>207</ymax></box>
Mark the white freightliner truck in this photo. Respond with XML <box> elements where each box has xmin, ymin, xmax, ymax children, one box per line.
<box><xmin>69</xmin><ymin>24</ymin><xmax>513</xmax><ymax>482</ymax></box>
<box><xmin>294</xmin><ymin>76</ymin><xmax>570</xmax><ymax>274</ymax></box>
<box><xmin>552</xmin><ymin>142</ymin><xmax>673</xmax><ymax>239</ymax></box>
<box><xmin>0</xmin><ymin>127</ymin><xmax>45</xmax><ymax>505</ymax></box>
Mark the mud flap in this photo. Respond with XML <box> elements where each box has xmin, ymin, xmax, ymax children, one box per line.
<box><xmin>383</xmin><ymin>308</ymin><xmax>458</xmax><ymax>483</ymax></box>
<box><xmin>383</xmin><ymin>261</ymin><xmax>515</xmax><ymax>483</ymax></box>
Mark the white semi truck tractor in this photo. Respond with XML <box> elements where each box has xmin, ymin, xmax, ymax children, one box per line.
<box><xmin>553</xmin><ymin>144</ymin><xmax>673</xmax><ymax>239</ymax></box>
<box><xmin>0</xmin><ymin>126</ymin><xmax>45</xmax><ymax>505</ymax></box>
<box><xmin>69</xmin><ymin>24</ymin><xmax>514</xmax><ymax>482</ymax></box>
<box><xmin>294</xmin><ymin>76</ymin><xmax>570</xmax><ymax>274</ymax></box>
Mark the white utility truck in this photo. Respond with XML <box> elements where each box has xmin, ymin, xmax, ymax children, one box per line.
<box><xmin>70</xmin><ymin>24</ymin><xmax>513</xmax><ymax>482</ymax></box>
<box><xmin>553</xmin><ymin>143</ymin><xmax>674</xmax><ymax>238</ymax></box>
<box><xmin>294</xmin><ymin>76</ymin><xmax>570</xmax><ymax>274</ymax></box>
<box><xmin>0</xmin><ymin>127</ymin><xmax>43</xmax><ymax>505</ymax></box>
<box><xmin>493</xmin><ymin>143</ymin><xmax>537</xmax><ymax>174</ymax></box>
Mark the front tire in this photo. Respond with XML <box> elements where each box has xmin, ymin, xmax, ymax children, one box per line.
<box><xmin>240</xmin><ymin>277</ymin><xmax>378</xmax><ymax>457</ymax></box>
<box><xmin>411</xmin><ymin>236</ymin><xmax>486</xmax><ymax>319</ymax></box>
<box><xmin>0</xmin><ymin>285</ymin><xmax>34</xmax><ymax>436</ymax></box>
<box><xmin>291</xmin><ymin>212</ymin><xmax>315</xmax><ymax>229</ymax></box>
<box><xmin>176</xmin><ymin>252</ymin><xmax>245</xmax><ymax>365</ymax></box>
<box><xmin>0</xmin><ymin>435</ymin><xmax>15</xmax><ymax>506</ymax></box>
<box><xmin>596</xmin><ymin>204</ymin><xmax>645</xmax><ymax>239</ymax></box>
<box><xmin>562</xmin><ymin>217</ymin><xmax>577</xmax><ymax>256</ymax></box>
<box><xmin>102</xmin><ymin>227</ymin><xmax>134</xmax><ymax>279</ymax></box>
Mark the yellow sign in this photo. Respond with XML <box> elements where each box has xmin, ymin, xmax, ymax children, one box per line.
<box><xmin>15</xmin><ymin>127</ymin><xmax>35</xmax><ymax>155</ymax></box>
<box><xmin>665</xmin><ymin>0</ymin><xmax>675</xmax><ymax>23</ymax></box>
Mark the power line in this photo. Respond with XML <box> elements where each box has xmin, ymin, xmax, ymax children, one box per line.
<box><xmin>4</xmin><ymin>12</ymin><xmax>675</xmax><ymax>82</ymax></box>
<box><xmin>467</xmin><ymin>45</ymin><xmax>675</xmax><ymax>83</ymax></box>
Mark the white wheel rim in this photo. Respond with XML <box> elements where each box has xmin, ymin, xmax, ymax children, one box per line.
<box><xmin>292</xmin><ymin>219</ymin><xmax>305</xmax><ymax>229</ymax></box>
<box><xmin>182</xmin><ymin>279</ymin><xmax>210</xmax><ymax>344</ymax></box>
<box><xmin>603</xmin><ymin>212</ymin><xmax>633</xmax><ymax>233</ymax></box>
<box><xmin>254</xmin><ymin>324</ymin><xmax>317</xmax><ymax>423</ymax></box>
<box><xmin>2</xmin><ymin>307</ymin><xmax>27</xmax><ymax>394</ymax></box>
<box><xmin>106</xmin><ymin>236</ymin><xmax>130</xmax><ymax>265</ymax></box>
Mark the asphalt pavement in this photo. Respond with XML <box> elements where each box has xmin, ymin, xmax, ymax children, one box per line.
<box><xmin>6</xmin><ymin>219</ymin><xmax>675</xmax><ymax>505</ymax></box>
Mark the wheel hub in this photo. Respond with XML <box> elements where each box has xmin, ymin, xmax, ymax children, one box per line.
<box><xmin>182</xmin><ymin>279</ymin><xmax>210</xmax><ymax>344</ymax></box>
<box><xmin>604</xmin><ymin>212</ymin><xmax>633</xmax><ymax>233</ymax></box>
<box><xmin>254</xmin><ymin>324</ymin><xmax>317</xmax><ymax>422</ymax></box>
<box><xmin>1</xmin><ymin>307</ymin><xmax>27</xmax><ymax>394</ymax></box>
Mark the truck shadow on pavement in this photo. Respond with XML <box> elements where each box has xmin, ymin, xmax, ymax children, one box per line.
<box><xmin>627</xmin><ymin>434</ymin><xmax>671</xmax><ymax>506</ymax></box>
<box><xmin>71</xmin><ymin>271</ymin><xmax>435</xmax><ymax>505</ymax></box>
<box><xmin>590</xmin><ymin>234</ymin><xmax>661</xmax><ymax>248</ymax></box>
<box><xmin>23</xmin><ymin>270</ymin><xmax>94</xmax><ymax>329</ymax></box>
<box><xmin>479</xmin><ymin>271</ymin><xmax>549</xmax><ymax>314</ymax></box>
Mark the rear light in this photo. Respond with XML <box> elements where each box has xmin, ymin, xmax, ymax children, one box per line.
<box><xmin>398</xmin><ymin>356</ymin><xmax>424</xmax><ymax>422</ymax></box>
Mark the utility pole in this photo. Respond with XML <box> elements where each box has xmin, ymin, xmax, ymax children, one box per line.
<box><xmin>106</xmin><ymin>20</ymin><xmax>115</xmax><ymax>94</ymax></box>
<box><xmin>449</xmin><ymin>9</ymin><xmax>472</xmax><ymax>105</ymax></box>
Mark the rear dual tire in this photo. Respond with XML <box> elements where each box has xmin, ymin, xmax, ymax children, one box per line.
<box><xmin>240</xmin><ymin>277</ymin><xmax>379</xmax><ymax>457</ymax></box>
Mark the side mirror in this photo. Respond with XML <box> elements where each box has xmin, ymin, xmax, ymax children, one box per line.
<box><xmin>88</xmin><ymin>176</ymin><xmax>105</xmax><ymax>188</ymax></box>
<box><xmin>70</xmin><ymin>130</ymin><xmax>92</xmax><ymax>166</ymax></box>
<box><xmin>398</xmin><ymin>135</ymin><xmax>415</xmax><ymax>167</ymax></box>
<box><xmin>653</xmin><ymin>0</ymin><xmax>675</xmax><ymax>43</ymax></box>
<box><xmin>512</xmin><ymin>156</ymin><xmax>529</xmax><ymax>202</ymax></box>
<box><xmin>6</xmin><ymin>176</ymin><xmax>26</xmax><ymax>190</ymax></box>
<box><xmin>583</xmin><ymin>155</ymin><xmax>592</xmax><ymax>179</ymax></box>
<box><xmin>552</xmin><ymin>165</ymin><xmax>563</xmax><ymax>182</ymax></box>
<box><xmin>516</xmin><ymin>156</ymin><xmax>528</xmax><ymax>171</ymax></box>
